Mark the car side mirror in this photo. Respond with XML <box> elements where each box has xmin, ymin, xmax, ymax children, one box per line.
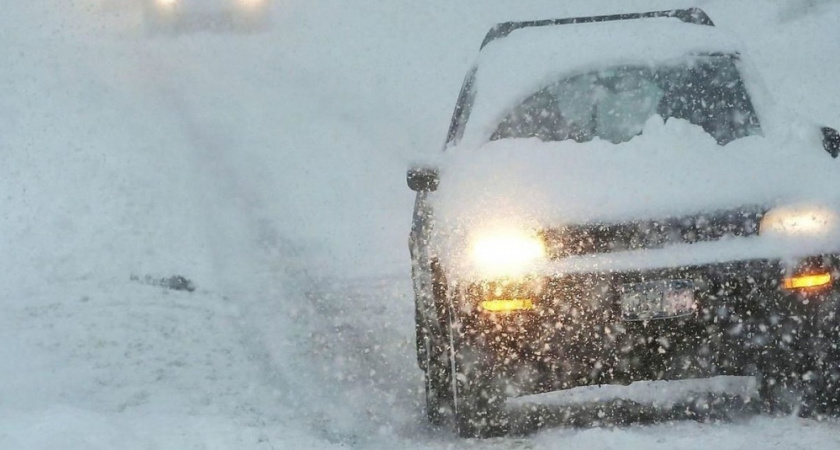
<box><xmin>823</xmin><ymin>127</ymin><xmax>840</xmax><ymax>158</ymax></box>
<box><xmin>407</xmin><ymin>166</ymin><xmax>439</xmax><ymax>192</ymax></box>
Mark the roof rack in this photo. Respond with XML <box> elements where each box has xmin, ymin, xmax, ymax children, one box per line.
<box><xmin>480</xmin><ymin>8</ymin><xmax>715</xmax><ymax>49</ymax></box>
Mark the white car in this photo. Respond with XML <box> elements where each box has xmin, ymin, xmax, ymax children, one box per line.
<box><xmin>407</xmin><ymin>8</ymin><xmax>840</xmax><ymax>438</ymax></box>
<box><xmin>142</xmin><ymin>0</ymin><xmax>270</xmax><ymax>33</ymax></box>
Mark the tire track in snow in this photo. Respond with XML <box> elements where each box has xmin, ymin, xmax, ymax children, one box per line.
<box><xmin>131</xmin><ymin>44</ymin><xmax>416</xmax><ymax>446</ymax></box>
<box><xmin>124</xmin><ymin>46</ymin><xmax>327</xmax><ymax>435</ymax></box>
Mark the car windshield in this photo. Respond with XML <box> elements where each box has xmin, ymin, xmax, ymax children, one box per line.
<box><xmin>490</xmin><ymin>55</ymin><xmax>761</xmax><ymax>145</ymax></box>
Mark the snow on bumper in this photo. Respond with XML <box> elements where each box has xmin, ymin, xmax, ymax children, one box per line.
<box><xmin>451</xmin><ymin>254</ymin><xmax>840</xmax><ymax>397</ymax></box>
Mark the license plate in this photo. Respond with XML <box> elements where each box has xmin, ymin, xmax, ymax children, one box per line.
<box><xmin>620</xmin><ymin>279</ymin><xmax>695</xmax><ymax>321</ymax></box>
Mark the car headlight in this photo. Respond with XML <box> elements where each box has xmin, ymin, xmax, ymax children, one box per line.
<box><xmin>155</xmin><ymin>0</ymin><xmax>178</xmax><ymax>8</ymax></box>
<box><xmin>469</xmin><ymin>229</ymin><xmax>546</xmax><ymax>277</ymax></box>
<box><xmin>760</xmin><ymin>204</ymin><xmax>839</xmax><ymax>237</ymax></box>
<box><xmin>238</xmin><ymin>0</ymin><xmax>266</xmax><ymax>10</ymax></box>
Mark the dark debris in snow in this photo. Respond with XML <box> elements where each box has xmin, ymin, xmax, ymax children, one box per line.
<box><xmin>131</xmin><ymin>274</ymin><xmax>196</xmax><ymax>292</ymax></box>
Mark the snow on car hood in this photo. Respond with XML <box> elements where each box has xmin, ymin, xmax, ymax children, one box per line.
<box><xmin>436</xmin><ymin>116</ymin><xmax>839</xmax><ymax>228</ymax></box>
<box><xmin>433</xmin><ymin>117</ymin><xmax>840</xmax><ymax>278</ymax></box>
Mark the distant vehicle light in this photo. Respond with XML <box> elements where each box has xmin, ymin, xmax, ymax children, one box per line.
<box><xmin>156</xmin><ymin>0</ymin><xmax>177</xmax><ymax>8</ymax></box>
<box><xmin>238</xmin><ymin>0</ymin><xmax>266</xmax><ymax>10</ymax></box>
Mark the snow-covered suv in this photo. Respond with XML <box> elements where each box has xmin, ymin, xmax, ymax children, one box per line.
<box><xmin>407</xmin><ymin>8</ymin><xmax>840</xmax><ymax>438</ymax></box>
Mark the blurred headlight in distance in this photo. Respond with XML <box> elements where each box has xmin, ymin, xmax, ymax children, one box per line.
<box><xmin>470</xmin><ymin>229</ymin><xmax>546</xmax><ymax>277</ymax></box>
<box><xmin>156</xmin><ymin>0</ymin><xmax>178</xmax><ymax>8</ymax></box>
<box><xmin>760</xmin><ymin>204</ymin><xmax>838</xmax><ymax>237</ymax></box>
<box><xmin>238</xmin><ymin>0</ymin><xmax>266</xmax><ymax>9</ymax></box>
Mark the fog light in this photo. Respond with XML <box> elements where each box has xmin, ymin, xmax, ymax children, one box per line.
<box><xmin>480</xmin><ymin>298</ymin><xmax>533</xmax><ymax>313</ymax></box>
<box><xmin>783</xmin><ymin>272</ymin><xmax>832</xmax><ymax>290</ymax></box>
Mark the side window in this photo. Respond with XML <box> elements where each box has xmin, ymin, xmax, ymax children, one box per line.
<box><xmin>445</xmin><ymin>67</ymin><xmax>478</xmax><ymax>147</ymax></box>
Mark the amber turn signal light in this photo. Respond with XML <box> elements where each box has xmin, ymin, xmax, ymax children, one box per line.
<box><xmin>480</xmin><ymin>299</ymin><xmax>534</xmax><ymax>313</ymax></box>
<box><xmin>783</xmin><ymin>272</ymin><xmax>832</xmax><ymax>290</ymax></box>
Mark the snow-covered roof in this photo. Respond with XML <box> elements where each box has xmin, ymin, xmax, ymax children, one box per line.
<box><xmin>461</xmin><ymin>17</ymin><xmax>745</xmax><ymax>147</ymax></box>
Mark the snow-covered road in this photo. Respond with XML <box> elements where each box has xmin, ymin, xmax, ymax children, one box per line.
<box><xmin>3</xmin><ymin>0</ymin><xmax>840</xmax><ymax>448</ymax></box>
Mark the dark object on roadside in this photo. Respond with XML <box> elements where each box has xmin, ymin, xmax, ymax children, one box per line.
<box><xmin>823</xmin><ymin>126</ymin><xmax>840</xmax><ymax>158</ymax></box>
<box><xmin>160</xmin><ymin>275</ymin><xmax>196</xmax><ymax>292</ymax></box>
<box><xmin>131</xmin><ymin>274</ymin><xmax>196</xmax><ymax>292</ymax></box>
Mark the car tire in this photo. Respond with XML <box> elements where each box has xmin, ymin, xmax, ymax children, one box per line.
<box><xmin>810</xmin><ymin>363</ymin><xmax>840</xmax><ymax>416</ymax></box>
<box><xmin>800</xmin><ymin>330</ymin><xmax>840</xmax><ymax>417</ymax></box>
<box><xmin>447</xmin><ymin>308</ymin><xmax>507</xmax><ymax>438</ymax></box>
<box><xmin>423</xmin><ymin>333</ymin><xmax>452</xmax><ymax>426</ymax></box>
<box><xmin>756</xmin><ymin>333</ymin><xmax>807</xmax><ymax>415</ymax></box>
<box><xmin>414</xmin><ymin>304</ymin><xmax>427</xmax><ymax>371</ymax></box>
<box><xmin>758</xmin><ymin>370</ymin><xmax>800</xmax><ymax>415</ymax></box>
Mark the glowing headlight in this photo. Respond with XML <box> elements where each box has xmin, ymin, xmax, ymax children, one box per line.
<box><xmin>156</xmin><ymin>0</ymin><xmax>178</xmax><ymax>8</ymax></box>
<box><xmin>238</xmin><ymin>0</ymin><xmax>266</xmax><ymax>9</ymax></box>
<box><xmin>469</xmin><ymin>230</ymin><xmax>546</xmax><ymax>277</ymax></box>
<box><xmin>760</xmin><ymin>204</ymin><xmax>839</xmax><ymax>237</ymax></box>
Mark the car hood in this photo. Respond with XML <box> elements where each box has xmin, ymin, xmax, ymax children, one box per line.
<box><xmin>434</xmin><ymin>117</ymin><xmax>840</xmax><ymax>228</ymax></box>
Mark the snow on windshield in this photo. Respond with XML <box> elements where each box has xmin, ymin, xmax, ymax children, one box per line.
<box><xmin>491</xmin><ymin>55</ymin><xmax>761</xmax><ymax>145</ymax></box>
<box><xmin>461</xmin><ymin>18</ymin><xmax>746</xmax><ymax>147</ymax></box>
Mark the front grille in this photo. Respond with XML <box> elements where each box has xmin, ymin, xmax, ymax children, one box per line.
<box><xmin>542</xmin><ymin>207</ymin><xmax>765</xmax><ymax>259</ymax></box>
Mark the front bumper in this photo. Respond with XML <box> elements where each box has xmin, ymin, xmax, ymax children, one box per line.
<box><xmin>454</xmin><ymin>255</ymin><xmax>840</xmax><ymax>396</ymax></box>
